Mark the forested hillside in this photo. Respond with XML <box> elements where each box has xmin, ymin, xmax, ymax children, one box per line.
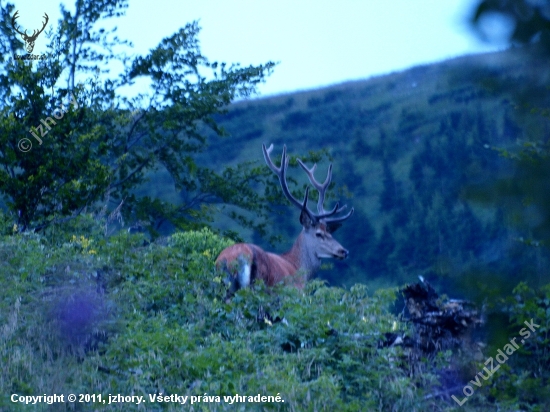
<box><xmin>180</xmin><ymin>44</ymin><xmax>550</xmax><ymax>298</ymax></box>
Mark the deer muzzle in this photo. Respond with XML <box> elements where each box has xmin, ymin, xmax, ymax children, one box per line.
<box><xmin>335</xmin><ymin>248</ymin><xmax>349</xmax><ymax>260</ymax></box>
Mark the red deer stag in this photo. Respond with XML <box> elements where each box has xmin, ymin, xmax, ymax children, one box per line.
<box><xmin>216</xmin><ymin>143</ymin><xmax>353</xmax><ymax>299</ymax></box>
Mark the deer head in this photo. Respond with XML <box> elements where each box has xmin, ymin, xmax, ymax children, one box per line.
<box><xmin>262</xmin><ymin>144</ymin><xmax>353</xmax><ymax>266</ymax></box>
<box><xmin>11</xmin><ymin>11</ymin><xmax>49</xmax><ymax>53</ymax></box>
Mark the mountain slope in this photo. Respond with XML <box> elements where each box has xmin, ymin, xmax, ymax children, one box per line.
<box><xmin>159</xmin><ymin>45</ymin><xmax>550</xmax><ymax>294</ymax></box>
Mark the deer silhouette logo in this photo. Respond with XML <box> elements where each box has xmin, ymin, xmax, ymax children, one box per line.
<box><xmin>11</xmin><ymin>11</ymin><xmax>49</xmax><ymax>53</ymax></box>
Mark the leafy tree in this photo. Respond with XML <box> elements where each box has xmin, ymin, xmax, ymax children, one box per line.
<box><xmin>369</xmin><ymin>224</ymin><xmax>396</xmax><ymax>277</ymax></box>
<box><xmin>468</xmin><ymin>1</ymin><xmax>550</xmax><ymax>256</ymax></box>
<box><xmin>471</xmin><ymin>0</ymin><xmax>550</xmax><ymax>52</ymax></box>
<box><xmin>0</xmin><ymin>0</ymin><xmax>283</xmax><ymax>237</ymax></box>
<box><xmin>409</xmin><ymin>154</ymin><xmax>424</xmax><ymax>193</ymax></box>
<box><xmin>456</xmin><ymin>204</ymin><xmax>484</xmax><ymax>254</ymax></box>
<box><xmin>379</xmin><ymin>159</ymin><xmax>398</xmax><ymax>212</ymax></box>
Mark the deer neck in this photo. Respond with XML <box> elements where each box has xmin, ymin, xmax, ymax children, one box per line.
<box><xmin>281</xmin><ymin>231</ymin><xmax>321</xmax><ymax>279</ymax></box>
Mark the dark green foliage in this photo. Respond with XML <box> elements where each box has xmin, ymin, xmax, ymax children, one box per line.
<box><xmin>281</xmin><ymin>111</ymin><xmax>312</xmax><ymax>130</ymax></box>
<box><xmin>477</xmin><ymin>282</ymin><xmax>550</xmax><ymax>410</ymax></box>
<box><xmin>0</xmin><ymin>221</ymin><xmax>437</xmax><ymax>411</ymax></box>
<box><xmin>0</xmin><ymin>0</ymin><xmax>278</xmax><ymax>237</ymax></box>
<box><xmin>471</xmin><ymin>0</ymin><xmax>550</xmax><ymax>52</ymax></box>
<box><xmin>351</xmin><ymin>134</ymin><xmax>373</xmax><ymax>159</ymax></box>
<box><xmin>379</xmin><ymin>160</ymin><xmax>400</xmax><ymax>212</ymax></box>
<box><xmin>398</xmin><ymin>108</ymin><xmax>425</xmax><ymax>135</ymax></box>
<box><xmin>369</xmin><ymin>225</ymin><xmax>396</xmax><ymax>277</ymax></box>
<box><xmin>1</xmin><ymin>219</ymin><xmax>548</xmax><ymax>410</ymax></box>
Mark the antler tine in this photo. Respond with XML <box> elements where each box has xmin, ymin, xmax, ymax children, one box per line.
<box><xmin>11</xmin><ymin>11</ymin><xmax>26</xmax><ymax>36</ymax></box>
<box><xmin>325</xmin><ymin>207</ymin><xmax>354</xmax><ymax>224</ymax></box>
<box><xmin>262</xmin><ymin>143</ymin><xmax>308</xmax><ymax>212</ymax></box>
<box><xmin>297</xmin><ymin>157</ymin><xmax>352</xmax><ymax>221</ymax></box>
<box><xmin>297</xmin><ymin>159</ymin><xmax>332</xmax><ymax>215</ymax></box>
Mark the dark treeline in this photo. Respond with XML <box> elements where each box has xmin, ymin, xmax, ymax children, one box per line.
<box><xmin>191</xmin><ymin>45</ymin><xmax>550</xmax><ymax>300</ymax></box>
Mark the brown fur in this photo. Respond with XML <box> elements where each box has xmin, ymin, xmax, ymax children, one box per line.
<box><xmin>215</xmin><ymin>242</ymin><xmax>301</xmax><ymax>287</ymax></box>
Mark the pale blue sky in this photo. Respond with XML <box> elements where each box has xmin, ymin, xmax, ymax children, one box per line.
<box><xmin>12</xmin><ymin>0</ymin><xmax>505</xmax><ymax>97</ymax></box>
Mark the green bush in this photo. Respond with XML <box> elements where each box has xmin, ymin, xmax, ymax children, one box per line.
<box><xmin>482</xmin><ymin>282</ymin><xmax>550</xmax><ymax>410</ymax></box>
<box><xmin>169</xmin><ymin>227</ymin><xmax>235</xmax><ymax>262</ymax></box>
<box><xmin>2</xmin><ymin>223</ymin><xmax>547</xmax><ymax>410</ymax></box>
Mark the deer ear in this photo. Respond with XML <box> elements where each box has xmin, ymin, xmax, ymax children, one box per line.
<box><xmin>299</xmin><ymin>208</ymin><xmax>314</xmax><ymax>228</ymax></box>
<box><xmin>326</xmin><ymin>222</ymin><xmax>342</xmax><ymax>233</ymax></box>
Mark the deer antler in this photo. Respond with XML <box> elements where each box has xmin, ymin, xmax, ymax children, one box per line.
<box><xmin>263</xmin><ymin>143</ymin><xmax>354</xmax><ymax>224</ymax></box>
<box><xmin>297</xmin><ymin>158</ymin><xmax>354</xmax><ymax>224</ymax></box>
<box><xmin>263</xmin><ymin>143</ymin><xmax>308</xmax><ymax>211</ymax></box>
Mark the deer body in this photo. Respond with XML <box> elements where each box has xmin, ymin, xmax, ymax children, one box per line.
<box><xmin>216</xmin><ymin>243</ymin><xmax>302</xmax><ymax>290</ymax></box>
<box><xmin>216</xmin><ymin>144</ymin><xmax>353</xmax><ymax>299</ymax></box>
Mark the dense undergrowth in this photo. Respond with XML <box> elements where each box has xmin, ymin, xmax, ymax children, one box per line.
<box><xmin>0</xmin><ymin>214</ymin><xmax>548</xmax><ymax>411</ymax></box>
